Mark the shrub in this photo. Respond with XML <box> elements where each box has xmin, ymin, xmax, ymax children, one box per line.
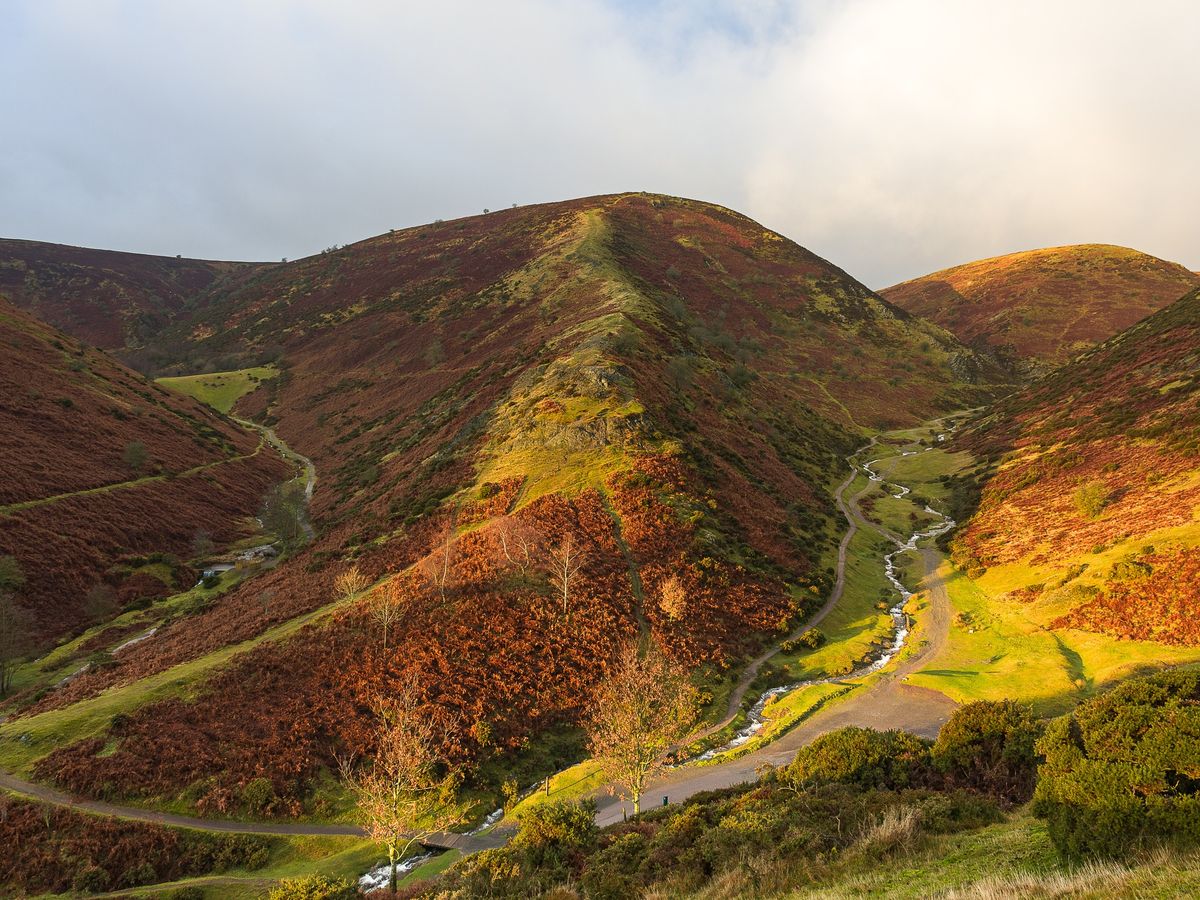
<box><xmin>786</xmin><ymin>727</ymin><xmax>931</xmax><ymax>791</ymax></box>
<box><xmin>241</xmin><ymin>776</ymin><xmax>276</xmax><ymax>813</ymax></box>
<box><xmin>515</xmin><ymin>798</ymin><xmax>597</xmax><ymax>866</ymax></box>
<box><xmin>266</xmin><ymin>874</ymin><xmax>357</xmax><ymax>900</ymax></box>
<box><xmin>781</xmin><ymin>628</ymin><xmax>825</xmax><ymax>654</ymax></box>
<box><xmin>931</xmin><ymin>700</ymin><xmax>1042</xmax><ymax>804</ymax></box>
<box><xmin>1033</xmin><ymin>669</ymin><xmax>1200</xmax><ymax>859</ymax></box>
<box><xmin>72</xmin><ymin>864</ymin><xmax>111</xmax><ymax>893</ymax></box>
<box><xmin>1072</xmin><ymin>481</ymin><xmax>1110</xmax><ymax>518</ymax></box>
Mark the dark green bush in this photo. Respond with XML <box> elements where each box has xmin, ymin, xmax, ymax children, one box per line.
<box><xmin>785</xmin><ymin>727</ymin><xmax>931</xmax><ymax>791</ymax></box>
<box><xmin>266</xmin><ymin>874</ymin><xmax>357</xmax><ymax>900</ymax></box>
<box><xmin>1033</xmin><ymin>669</ymin><xmax>1200</xmax><ymax>859</ymax></box>
<box><xmin>931</xmin><ymin>700</ymin><xmax>1042</xmax><ymax>804</ymax></box>
<box><xmin>514</xmin><ymin>798</ymin><xmax>597</xmax><ymax>857</ymax></box>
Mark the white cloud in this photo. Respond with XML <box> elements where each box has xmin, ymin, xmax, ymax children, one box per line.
<box><xmin>1</xmin><ymin>0</ymin><xmax>1196</xmax><ymax>285</ymax></box>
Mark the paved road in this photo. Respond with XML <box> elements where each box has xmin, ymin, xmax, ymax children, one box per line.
<box><xmin>594</xmin><ymin>458</ymin><xmax>958</xmax><ymax>825</ymax></box>
<box><xmin>0</xmin><ymin>435</ymin><xmax>952</xmax><ymax>855</ymax></box>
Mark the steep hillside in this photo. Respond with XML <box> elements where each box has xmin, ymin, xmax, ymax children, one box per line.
<box><xmin>16</xmin><ymin>193</ymin><xmax>1002</xmax><ymax>817</ymax></box>
<box><xmin>0</xmin><ymin>298</ymin><xmax>289</xmax><ymax>639</ymax></box>
<box><xmin>881</xmin><ymin>244</ymin><xmax>1198</xmax><ymax>370</ymax></box>
<box><xmin>0</xmin><ymin>238</ymin><xmax>267</xmax><ymax>351</ymax></box>
<box><xmin>950</xmin><ymin>284</ymin><xmax>1200</xmax><ymax>649</ymax></box>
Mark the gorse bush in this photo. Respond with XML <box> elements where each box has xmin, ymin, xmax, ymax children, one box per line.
<box><xmin>1072</xmin><ymin>480</ymin><xmax>1110</xmax><ymax>519</ymax></box>
<box><xmin>1034</xmin><ymin>669</ymin><xmax>1200</xmax><ymax>860</ymax></box>
<box><xmin>931</xmin><ymin>700</ymin><xmax>1042</xmax><ymax>805</ymax></box>
<box><xmin>785</xmin><ymin>727</ymin><xmax>932</xmax><ymax>791</ymax></box>
<box><xmin>266</xmin><ymin>874</ymin><xmax>357</xmax><ymax>900</ymax></box>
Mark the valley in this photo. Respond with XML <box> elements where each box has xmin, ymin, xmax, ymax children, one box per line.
<box><xmin>2</xmin><ymin>195</ymin><xmax>1199</xmax><ymax>897</ymax></box>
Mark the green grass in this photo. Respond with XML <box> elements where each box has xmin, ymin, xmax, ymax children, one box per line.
<box><xmin>771</xmin><ymin>528</ymin><xmax>897</xmax><ymax>684</ymax></box>
<box><xmin>908</xmin><ymin>560</ymin><xmax>1200</xmax><ymax>715</ymax></box>
<box><xmin>791</xmin><ymin>808</ymin><xmax>1200</xmax><ymax>898</ymax></box>
<box><xmin>157</xmin><ymin>366</ymin><xmax>279</xmax><ymax>414</ymax></box>
<box><xmin>4</xmin><ymin>569</ymin><xmax>246</xmax><ymax>700</ymax></box>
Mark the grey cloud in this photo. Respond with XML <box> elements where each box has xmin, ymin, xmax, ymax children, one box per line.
<box><xmin>1</xmin><ymin>0</ymin><xmax>1196</xmax><ymax>286</ymax></box>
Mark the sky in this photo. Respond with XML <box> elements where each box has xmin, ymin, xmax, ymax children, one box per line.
<box><xmin>2</xmin><ymin>0</ymin><xmax>1197</xmax><ymax>287</ymax></box>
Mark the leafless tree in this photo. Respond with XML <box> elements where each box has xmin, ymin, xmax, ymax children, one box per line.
<box><xmin>339</xmin><ymin>678</ymin><xmax>466</xmax><ymax>892</ymax></box>
<box><xmin>333</xmin><ymin>564</ymin><xmax>371</xmax><ymax>602</ymax></box>
<box><xmin>587</xmin><ymin>641</ymin><xmax>699</xmax><ymax>815</ymax></box>
<box><xmin>544</xmin><ymin>532</ymin><xmax>587</xmax><ymax>622</ymax></box>
<box><xmin>419</xmin><ymin>517</ymin><xmax>457</xmax><ymax>603</ymax></box>
<box><xmin>371</xmin><ymin>580</ymin><xmax>407</xmax><ymax>651</ymax></box>
<box><xmin>493</xmin><ymin>517</ymin><xmax>540</xmax><ymax>576</ymax></box>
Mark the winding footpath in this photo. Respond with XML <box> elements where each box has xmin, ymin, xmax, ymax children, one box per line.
<box><xmin>0</xmin><ymin>428</ymin><xmax>955</xmax><ymax>864</ymax></box>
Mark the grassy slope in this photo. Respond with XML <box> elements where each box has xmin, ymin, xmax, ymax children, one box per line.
<box><xmin>881</xmin><ymin>243</ymin><xmax>1199</xmax><ymax>369</ymax></box>
<box><xmin>791</xmin><ymin>809</ymin><xmax>1200</xmax><ymax>898</ymax></box>
<box><xmin>923</xmin><ymin>286</ymin><xmax>1200</xmax><ymax>707</ymax></box>
<box><xmin>158</xmin><ymin>365</ymin><xmax>279</xmax><ymax>414</ymax></box>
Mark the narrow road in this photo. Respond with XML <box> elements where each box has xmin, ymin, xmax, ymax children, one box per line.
<box><xmin>594</xmin><ymin>448</ymin><xmax>957</xmax><ymax>826</ymax></box>
<box><xmin>0</xmin><ymin>432</ymin><xmax>951</xmax><ymax>859</ymax></box>
<box><xmin>0</xmin><ymin>764</ymin><xmax>506</xmax><ymax>851</ymax></box>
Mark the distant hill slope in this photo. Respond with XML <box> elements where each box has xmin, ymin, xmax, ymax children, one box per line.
<box><xmin>881</xmin><ymin>244</ymin><xmax>1199</xmax><ymax>371</ymax></box>
<box><xmin>0</xmin><ymin>298</ymin><xmax>288</xmax><ymax>638</ymax></box>
<box><xmin>23</xmin><ymin>193</ymin><xmax>1005</xmax><ymax>813</ymax></box>
<box><xmin>0</xmin><ymin>239</ymin><xmax>267</xmax><ymax>351</ymax></box>
<box><xmin>952</xmin><ymin>284</ymin><xmax>1200</xmax><ymax>646</ymax></box>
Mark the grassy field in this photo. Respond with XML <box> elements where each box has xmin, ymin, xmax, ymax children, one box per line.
<box><xmin>158</xmin><ymin>365</ymin><xmax>279</xmax><ymax>414</ymax></box>
<box><xmin>788</xmin><ymin>807</ymin><xmax>1200</xmax><ymax>898</ymax></box>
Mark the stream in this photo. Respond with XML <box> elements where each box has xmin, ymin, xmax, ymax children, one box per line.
<box><xmin>693</xmin><ymin>435</ymin><xmax>956</xmax><ymax>761</ymax></box>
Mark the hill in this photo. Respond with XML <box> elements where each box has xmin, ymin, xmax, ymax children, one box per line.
<box><xmin>949</xmin><ymin>283</ymin><xmax>1200</xmax><ymax>654</ymax></box>
<box><xmin>0</xmin><ymin>238</ymin><xmax>267</xmax><ymax>351</ymax></box>
<box><xmin>10</xmin><ymin>193</ymin><xmax>1004</xmax><ymax>815</ymax></box>
<box><xmin>0</xmin><ymin>298</ymin><xmax>290</xmax><ymax>640</ymax></box>
<box><xmin>881</xmin><ymin>244</ymin><xmax>1199</xmax><ymax>371</ymax></box>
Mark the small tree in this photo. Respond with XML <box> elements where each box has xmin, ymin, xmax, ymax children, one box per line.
<box><xmin>340</xmin><ymin>680</ymin><xmax>467</xmax><ymax>892</ymax></box>
<box><xmin>84</xmin><ymin>583</ymin><xmax>118</xmax><ymax>621</ymax></box>
<box><xmin>123</xmin><ymin>440</ymin><xmax>148</xmax><ymax>473</ymax></box>
<box><xmin>0</xmin><ymin>592</ymin><xmax>33</xmax><ymax>696</ymax></box>
<box><xmin>494</xmin><ymin>517</ymin><xmax>539</xmax><ymax>576</ymax></box>
<box><xmin>370</xmin><ymin>580</ymin><xmax>407</xmax><ymax>651</ymax></box>
<box><xmin>260</xmin><ymin>482</ymin><xmax>308</xmax><ymax>552</ymax></box>
<box><xmin>587</xmin><ymin>641</ymin><xmax>699</xmax><ymax>815</ymax></box>
<box><xmin>419</xmin><ymin>518</ymin><xmax>457</xmax><ymax>603</ymax></box>
<box><xmin>190</xmin><ymin>530</ymin><xmax>215</xmax><ymax>559</ymax></box>
<box><xmin>544</xmin><ymin>533</ymin><xmax>586</xmax><ymax>622</ymax></box>
<box><xmin>0</xmin><ymin>555</ymin><xmax>25</xmax><ymax>592</ymax></box>
<box><xmin>659</xmin><ymin>575</ymin><xmax>688</xmax><ymax>621</ymax></box>
<box><xmin>333</xmin><ymin>564</ymin><xmax>370</xmax><ymax>602</ymax></box>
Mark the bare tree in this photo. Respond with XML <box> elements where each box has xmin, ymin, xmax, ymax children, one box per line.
<box><xmin>659</xmin><ymin>575</ymin><xmax>688</xmax><ymax>621</ymax></box>
<box><xmin>340</xmin><ymin>679</ymin><xmax>466</xmax><ymax>892</ymax></box>
<box><xmin>0</xmin><ymin>592</ymin><xmax>32</xmax><ymax>697</ymax></box>
<box><xmin>370</xmin><ymin>580</ymin><xmax>407</xmax><ymax>651</ymax></box>
<box><xmin>493</xmin><ymin>517</ymin><xmax>540</xmax><ymax>576</ymax></box>
<box><xmin>418</xmin><ymin>517</ymin><xmax>457</xmax><ymax>603</ymax></box>
<box><xmin>544</xmin><ymin>532</ymin><xmax>587</xmax><ymax>622</ymax></box>
<box><xmin>587</xmin><ymin>641</ymin><xmax>699</xmax><ymax>815</ymax></box>
<box><xmin>333</xmin><ymin>564</ymin><xmax>371</xmax><ymax>602</ymax></box>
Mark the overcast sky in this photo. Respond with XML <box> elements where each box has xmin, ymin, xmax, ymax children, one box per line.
<box><xmin>3</xmin><ymin>0</ymin><xmax>1197</xmax><ymax>287</ymax></box>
